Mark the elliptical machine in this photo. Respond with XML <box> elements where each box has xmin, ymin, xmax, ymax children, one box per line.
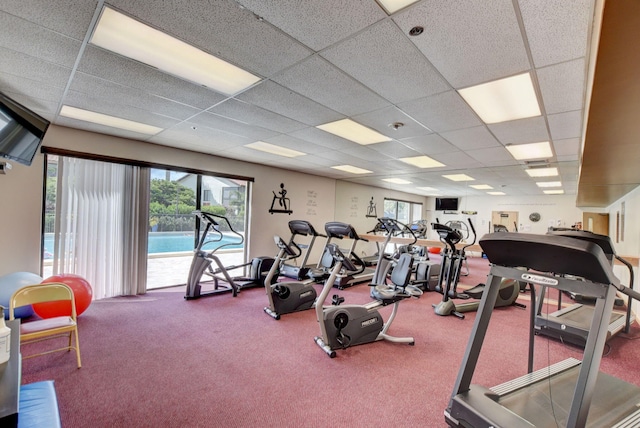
<box><xmin>432</xmin><ymin>218</ymin><xmax>520</xmax><ymax>318</ymax></box>
<box><xmin>263</xmin><ymin>236</ymin><xmax>318</xmax><ymax>320</ymax></box>
<box><xmin>185</xmin><ymin>211</ymin><xmax>274</xmax><ymax>300</ymax></box>
<box><xmin>314</xmin><ymin>222</ymin><xmax>422</xmax><ymax>358</ymax></box>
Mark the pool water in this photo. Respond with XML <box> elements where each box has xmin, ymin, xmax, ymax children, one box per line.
<box><xmin>43</xmin><ymin>232</ymin><xmax>243</xmax><ymax>257</ymax></box>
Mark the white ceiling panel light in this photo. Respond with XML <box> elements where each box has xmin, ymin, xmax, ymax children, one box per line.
<box><xmin>90</xmin><ymin>7</ymin><xmax>261</xmax><ymax>95</ymax></box>
<box><xmin>331</xmin><ymin>165</ymin><xmax>373</xmax><ymax>174</ymax></box>
<box><xmin>316</xmin><ymin>119</ymin><xmax>392</xmax><ymax>145</ymax></box>
<box><xmin>382</xmin><ymin>178</ymin><xmax>412</xmax><ymax>184</ymax></box>
<box><xmin>443</xmin><ymin>174</ymin><xmax>475</xmax><ymax>182</ymax></box>
<box><xmin>399</xmin><ymin>155</ymin><xmax>445</xmax><ymax>168</ymax></box>
<box><xmin>375</xmin><ymin>0</ymin><xmax>420</xmax><ymax>14</ymax></box>
<box><xmin>536</xmin><ymin>181</ymin><xmax>562</xmax><ymax>188</ymax></box>
<box><xmin>526</xmin><ymin>167</ymin><xmax>559</xmax><ymax>177</ymax></box>
<box><xmin>245</xmin><ymin>141</ymin><xmax>306</xmax><ymax>158</ymax></box>
<box><xmin>470</xmin><ymin>184</ymin><xmax>493</xmax><ymax>190</ymax></box>
<box><xmin>544</xmin><ymin>189</ymin><xmax>565</xmax><ymax>194</ymax></box>
<box><xmin>458</xmin><ymin>73</ymin><xmax>541</xmax><ymax>124</ymax></box>
<box><xmin>506</xmin><ymin>141</ymin><xmax>553</xmax><ymax>160</ymax></box>
<box><xmin>417</xmin><ymin>186</ymin><xmax>438</xmax><ymax>191</ymax></box>
<box><xmin>60</xmin><ymin>105</ymin><xmax>163</xmax><ymax>135</ymax></box>
<box><xmin>487</xmin><ymin>191</ymin><xmax>506</xmax><ymax>195</ymax></box>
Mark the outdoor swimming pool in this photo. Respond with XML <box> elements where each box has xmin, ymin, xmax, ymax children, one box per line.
<box><xmin>43</xmin><ymin>232</ymin><xmax>244</xmax><ymax>257</ymax></box>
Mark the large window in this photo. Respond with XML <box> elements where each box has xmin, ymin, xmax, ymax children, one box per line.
<box><xmin>383</xmin><ymin>198</ymin><xmax>423</xmax><ymax>225</ymax></box>
<box><xmin>43</xmin><ymin>154</ymin><xmax>250</xmax><ymax>297</ymax></box>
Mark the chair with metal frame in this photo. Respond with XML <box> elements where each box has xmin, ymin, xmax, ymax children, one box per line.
<box><xmin>9</xmin><ymin>283</ymin><xmax>81</xmax><ymax>368</ymax></box>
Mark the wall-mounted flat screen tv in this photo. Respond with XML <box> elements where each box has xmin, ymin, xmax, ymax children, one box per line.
<box><xmin>435</xmin><ymin>197</ymin><xmax>459</xmax><ymax>211</ymax></box>
<box><xmin>0</xmin><ymin>92</ymin><xmax>50</xmax><ymax>166</ymax></box>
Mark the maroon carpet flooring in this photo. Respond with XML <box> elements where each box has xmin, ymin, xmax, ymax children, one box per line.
<box><xmin>20</xmin><ymin>255</ymin><xmax>640</xmax><ymax>427</ymax></box>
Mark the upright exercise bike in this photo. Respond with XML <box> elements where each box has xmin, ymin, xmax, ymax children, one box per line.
<box><xmin>314</xmin><ymin>227</ymin><xmax>422</xmax><ymax>358</ymax></box>
<box><xmin>263</xmin><ymin>236</ymin><xmax>318</xmax><ymax>320</ymax></box>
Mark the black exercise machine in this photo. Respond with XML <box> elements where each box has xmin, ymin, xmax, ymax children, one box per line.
<box><xmin>324</xmin><ymin>221</ymin><xmax>374</xmax><ymax>289</ymax></box>
<box><xmin>314</xmin><ymin>241</ymin><xmax>422</xmax><ymax>358</ymax></box>
<box><xmin>279</xmin><ymin>220</ymin><xmax>326</xmax><ymax>281</ymax></box>
<box><xmin>445</xmin><ymin>232</ymin><xmax>640</xmax><ymax>428</ymax></box>
<box><xmin>432</xmin><ymin>219</ymin><xmax>520</xmax><ymax>319</ymax></box>
<box><xmin>534</xmin><ymin>229</ymin><xmax>635</xmax><ymax>347</ymax></box>
<box><xmin>263</xmin><ymin>235</ymin><xmax>318</xmax><ymax>320</ymax></box>
<box><xmin>185</xmin><ymin>210</ymin><xmax>274</xmax><ymax>300</ymax></box>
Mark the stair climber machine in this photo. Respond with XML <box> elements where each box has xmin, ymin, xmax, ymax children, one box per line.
<box><xmin>314</xmin><ymin>239</ymin><xmax>423</xmax><ymax>358</ymax></box>
<box><xmin>263</xmin><ymin>235</ymin><xmax>318</xmax><ymax>320</ymax></box>
<box><xmin>279</xmin><ymin>220</ymin><xmax>327</xmax><ymax>281</ymax></box>
<box><xmin>185</xmin><ymin>211</ymin><xmax>275</xmax><ymax>300</ymax></box>
<box><xmin>534</xmin><ymin>229</ymin><xmax>635</xmax><ymax>347</ymax></box>
<box><xmin>432</xmin><ymin>219</ymin><xmax>520</xmax><ymax>319</ymax></box>
<box><xmin>445</xmin><ymin>232</ymin><xmax>640</xmax><ymax>428</ymax></box>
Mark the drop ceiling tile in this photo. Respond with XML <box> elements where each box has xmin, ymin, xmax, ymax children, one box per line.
<box><xmin>289</xmin><ymin>127</ymin><xmax>353</xmax><ymax>151</ymax></box>
<box><xmin>440</xmin><ymin>126</ymin><xmax>501</xmax><ymax>151</ymax></box>
<box><xmin>353</xmin><ymin>106</ymin><xmax>433</xmax><ymax>139</ymax></box>
<box><xmin>236</xmin><ymin>80</ymin><xmax>342</xmax><ymax>126</ymax></box>
<box><xmin>209</xmin><ymin>99</ymin><xmax>307</xmax><ymax>134</ymax></box>
<box><xmin>151</xmin><ymin>123</ymin><xmax>251</xmax><ymax>152</ymax></box>
<box><xmin>1</xmin><ymin>91</ymin><xmax>59</xmax><ymax>117</ymax></box>
<box><xmin>368</xmin><ymin>141</ymin><xmax>421</xmax><ymax>159</ymax></box>
<box><xmin>216</xmin><ymin>145</ymin><xmax>289</xmax><ymax>164</ymax></box>
<box><xmin>109</xmin><ymin>0</ymin><xmax>312</xmax><ymax>77</ymax></box>
<box><xmin>0</xmin><ymin>11</ymin><xmax>81</xmax><ymax>68</ymax></box>
<box><xmin>70</xmin><ymin>73</ymin><xmax>201</xmax><ymax>121</ymax></box>
<box><xmin>272</xmin><ymin>55</ymin><xmax>389</xmax><ymax>116</ymax></box>
<box><xmin>394</xmin><ymin>0</ymin><xmax>530</xmax><ymax>88</ymax></box>
<box><xmin>77</xmin><ymin>46</ymin><xmax>227</xmax><ymax>110</ymax></box>
<box><xmin>1</xmin><ymin>0</ymin><xmax>97</xmax><ymax>40</ymax></box>
<box><xmin>56</xmin><ymin>116</ymin><xmax>158</xmax><ymax>141</ymax></box>
<box><xmin>465</xmin><ymin>146</ymin><xmax>513</xmax><ymax>163</ymax></box>
<box><xmin>431</xmin><ymin>150</ymin><xmax>483</xmax><ymax>169</ymax></box>
<box><xmin>554</xmin><ymin>138</ymin><xmax>581</xmax><ymax>157</ymax></box>
<box><xmin>263</xmin><ymin>134</ymin><xmax>331</xmax><ymax>155</ymax></box>
<box><xmin>397</xmin><ymin>91</ymin><xmax>482</xmax><ymax>133</ymax></box>
<box><xmin>0</xmin><ymin>46</ymin><xmax>72</xmax><ymax>88</ymax></box>
<box><xmin>321</xmin><ymin>20</ymin><xmax>449</xmax><ymax>104</ymax></box>
<box><xmin>235</xmin><ymin>0</ymin><xmax>386</xmax><ymax>51</ymax></box>
<box><xmin>64</xmin><ymin>90</ymin><xmax>181</xmax><ymax>129</ymax></box>
<box><xmin>548</xmin><ymin>110</ymin><xmax>583</xmax><ymax>141</ymax></box>
<box><xmin>519</xmin><ymin>0</ymin><xmax>593</xmax><ymax>67</ymax></box>
<box><xmin>188</xmin><ymin>111</ymin><xmax>279</xmax><ymax>141</ymax></box>
<box><xmin>0</xmin><ymin>73</ymin><xmax>65</xmax><ymax>104</ymax></box>
<box><xmin>537</xmin><ymin>58</ymin><xmax>586</xmax><ymax>115</ymax></box>
<box><xmin>400</xmin><ymin>134</ymin><xmax>459</xmax><ymax>155</ymax></box>
<box><xmin>488</xmin><ymin>116</ymin><xmax>549</xmax><ymax>145</ymax></box>
<box><xmin>340</xmin><ymin>145</ymin><xmax>394</xmax><ymax>162</ymax></box>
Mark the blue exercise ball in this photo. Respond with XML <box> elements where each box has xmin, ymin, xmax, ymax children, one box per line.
<box><xmin>0</xmin><ymin>271</ymin><xmax>43</xmax><ymax>319</ymax></box>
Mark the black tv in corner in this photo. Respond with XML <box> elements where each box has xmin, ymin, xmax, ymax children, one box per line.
<box><xmin>0</xmin><ymin>92</ymin><xmax>50</xmax><ymax>166</ymax></box>
<box><xmin>435</xmin><ymin>197</ymin><xmax>459</xmax><ymax>211</ymax></box>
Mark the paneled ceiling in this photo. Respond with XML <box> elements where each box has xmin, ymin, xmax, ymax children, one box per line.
<box><xmin>0</xmin><ymin>0</ymin><xmax>627</xmax><ymax>204</ymax></box>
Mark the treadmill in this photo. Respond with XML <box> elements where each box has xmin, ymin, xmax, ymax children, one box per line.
<box><xmin>279</xmin><ymin>220</ymin><xmax>326</xmax><ymax>281</ymax></box>
<box><xmin>445</xmin><ymin>232</ymin><xmax>640</xmax><ymax>428</ymax></box>
<box><xmin>324</xmin><ymin>222</ymin><xmax>375</xmax><ymax>289</ymax></box>
<box><xmin>534</xmin><ymin>230</ymin><xmax>634</xmax><ymax>347</ymax></box>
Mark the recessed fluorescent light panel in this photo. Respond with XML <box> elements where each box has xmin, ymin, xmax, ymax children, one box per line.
<box><xmin>399</xmin><ymin>155</ymin><xmax>445</xmax><ymax>168</ymax></box>
<box><xmin>544</xmin><ymin>189</ymin><xmax>565</xmax><ymax>194</ymax></box>
<box><xmin>487</xmin><ymin>191</ymin><xmax>506</xmax><ymax>195</ymax></box>
<box><xmin>443</xmin><ymin>174</ymin><xmax>475</xmax><ymax>182</ymax></box>
<box><xmin>375</xmin><ymin>0</ymin><xmax>420</xmax><ymax>14</ymax></box>
<box><xmin>91</xmin><ymin>7</ymin><xmax>261</xmax><ymax>95</ymax></box>
<box><xmin>470</xmin><ymin>184</ymin><xmax>493</xmax><ymax>190</ymax></box>
<box><xmin>245</xmin><ymin>141</ymin><xmax>305</xmax><ymax>158</ymax></box>
<box><xmin>536</xmin><ymin>181</ymin><xmax>562</xmax><ymax>188</ymax></box>
<box><xmin>417</xmin><ymin>186</ymin><xmax>437</xmax><ymax>191</ymax></box>
<box><xmin>526</xmin><ymin>167</ymin><xmax>558</xmax><ymax>177</ymax></box>
<box><xmin>316</xmin><ymin>119</ymin><xmax>391</xmax><ymax>145</ymax></box>
<box><xmin>506</xmin><ymin>142</ymin><xmax>553</xmax><ymax>160</ymax></box>
<box><xmin>331</xmin><ymin>165</ymin><xmax>373</xmax><ymax>174</ymax></box>
<box><xmin>382</xmin><ymin>178</ymin><xmax>412</xmax><ymax>184</ymax></box>
<box><xmin>458</xmin><ymin>73</ymin><xmax>541</xmax><ymax>124</ymax></box>
<box><xmin>60</xmin><ymin>105</ymin><xmax>162</xmax><ymax>135</ymax></box>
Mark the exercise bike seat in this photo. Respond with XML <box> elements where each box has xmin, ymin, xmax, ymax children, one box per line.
<box><xmin>370</xmin><ymin>254</ymin><xmax>422</xmax><ymax>304</ymax></box>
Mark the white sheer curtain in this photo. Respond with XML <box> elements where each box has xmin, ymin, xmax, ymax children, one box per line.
<box><xmin>52</xmin><ymin>156</ymin><xmax>149</xmax><ymax>299</ymax></box>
